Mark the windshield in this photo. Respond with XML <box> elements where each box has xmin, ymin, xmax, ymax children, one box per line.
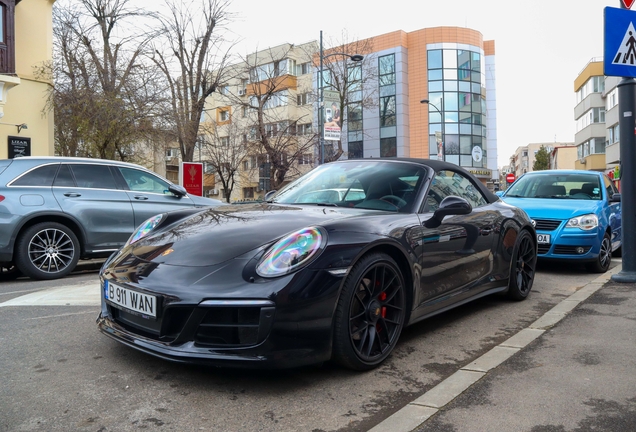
<box><xmin>505</xmin><ymin>173</ymin><xmax>602</xmax><ymax>200</ymax></box>
<box><xmin>272</xmin><ymin>160</ymin><xmax>427</xmax><ymax>212</ymax></box>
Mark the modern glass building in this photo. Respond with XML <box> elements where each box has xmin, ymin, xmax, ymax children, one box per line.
<box><xmin>330</xmin><ymin>27</ymin><xmax>498</xmax><ymax>185</ymax></box>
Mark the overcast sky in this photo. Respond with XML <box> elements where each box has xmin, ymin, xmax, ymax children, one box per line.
<box><xmin>226</xmin><ymin>0</ymin><xmax>616</xmax><ymax>167</ymax></box>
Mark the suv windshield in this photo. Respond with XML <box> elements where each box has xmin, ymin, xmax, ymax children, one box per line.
<box><xmin>505</xmin><ymin>173</ymin><xmax>602</xmax><ymax>200</ymax></box>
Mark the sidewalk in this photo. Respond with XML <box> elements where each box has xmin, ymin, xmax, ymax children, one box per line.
<box><xmin>371</xmin><ymin>264</ymin><xmax>636</xmax><ymax>432</ymax></box>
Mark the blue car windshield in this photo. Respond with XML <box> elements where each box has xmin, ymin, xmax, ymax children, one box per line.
<box><xmin>506</xmin><ymin>174</ymin><xmax>602</xmax><ymax>200</ymax></box>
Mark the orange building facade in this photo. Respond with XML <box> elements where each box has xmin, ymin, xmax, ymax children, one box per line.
<box><xmin>340</xmin><ymin>27</ymin><xmax>498</xmax><ymax>183</ymax></box>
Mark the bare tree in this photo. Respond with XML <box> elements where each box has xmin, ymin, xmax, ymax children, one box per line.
<box><xmin>199</xmin><ymin>118</ymin><xmax>250</xmax><ymax>202</ymax></box>
<box><xmin>216</xmin><ymin>44</ymin><xmax>317</xmax><ymax>192</ymax></box>
<box><xmin>312</xmin><ymin>32</ymin><xmax>378</xmax><ymax>163</ymax></box>
<box><xmin>151</xmin><ymin>0</ymin><xmax>234</xmax><ymax>162</ymax></box>
<box><xmin>49</xmin><ymin>0</ymin><xmax>162</xmax><ymax>161</ymax></box>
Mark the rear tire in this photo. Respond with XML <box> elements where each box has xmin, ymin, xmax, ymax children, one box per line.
<box><xmin>332</xmin><ymin>253</ymin><xmax>406</xmax><ymax>371</ymax></box>
<box><xmin>15</xmin><ymin>222</ymin><xmax>80</xmax><ymax>280</ymax></box>
<box><xmin>585</xmin><ymin>232</ymin><xmax>612</xmax><ymax>273</ymax></box>
<box><xmin>507</xmin><ymin>230</ymin><xmax>536</xmax><ymax>301</ymax></box>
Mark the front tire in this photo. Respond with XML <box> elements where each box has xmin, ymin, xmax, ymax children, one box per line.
<box><xmin>15</xmin><ymin>222</ymin><xmax>80</xmax><ymax>280</ymax></box>
<box><xmin>332</xmin><ymin>253</ymin><xmax>406</xmax><ymax>371</ymax></box>
<box><xmin>507</xmin><ymin>230</ymin><xmax>536</xmax><ymax>301</ymax></box>
<box><xmin>586</xmin><ymin>232</ymin><xmax>612</xmax><ymax>273</ymax></box>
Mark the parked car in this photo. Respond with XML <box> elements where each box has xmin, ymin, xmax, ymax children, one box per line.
<box><xmin>97</xmin><ymin>158</ymin><xmax>537</xmax><ymax>370</ymax></box>
<box><xmin>500</xmin><ymin>169</ymin><xmax>621</xmax><ymax>273</ymax></box>
<box><xmin>0</xmin><ymin>156</ymin><xmax>225</xmax><ymax>280</ymax></box>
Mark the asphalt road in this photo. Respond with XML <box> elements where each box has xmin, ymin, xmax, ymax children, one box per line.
<box><xmin>0</xmin><ymin>259</ymin><xmax>620</xmax><ymax>432</ymax></box>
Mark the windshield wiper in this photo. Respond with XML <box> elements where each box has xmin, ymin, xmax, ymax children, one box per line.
<box><xmin>316</xmin><ymin>203</ymin><xmax>338</xmax><ymax>207</ymax></box>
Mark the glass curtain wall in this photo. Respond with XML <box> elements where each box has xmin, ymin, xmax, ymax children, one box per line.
<box><xmin>427</xmin><ymin>48</ymin><xmax>486</xmax><ymax>167</ymax></box>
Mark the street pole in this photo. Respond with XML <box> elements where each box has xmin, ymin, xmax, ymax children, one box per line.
<box><xmin>420</xmin><ymin>99</ymin><xmax>444</xmax><ymax>161</ymax></box>
<box><xmin>317</xmin><ymin>33</ymin><xmax>363</xmax><ymax>165</ymax></box>
<box><xmin>319</xmin><ymin>30</ymin><xmax>324</xmax><ymax>165</ymax></box>
<box><xmin>612</xmin><ymin>2</ymin><xmax>636</xmax><ymax>282</ymax></box>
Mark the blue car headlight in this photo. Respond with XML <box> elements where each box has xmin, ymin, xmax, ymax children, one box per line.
<box><xmin>127</xmin><ymin>214</ymin><xmax>164</xmax><ymax>246</ymax></box>
<box><xmin>256</xmin><ymin>227</ymin><xmax>327</xmax><ymax>278</ymax></box>
<box><xmin>565</xmin><ymin>213</ymin><xmax>598</xmax><ymax>230</ymax></box>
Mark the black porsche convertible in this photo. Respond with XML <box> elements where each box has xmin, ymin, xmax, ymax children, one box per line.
<box><xmin>97</xmin><ymin>158</ymin><xmax>537</xmax><ymax>370</ymax></box>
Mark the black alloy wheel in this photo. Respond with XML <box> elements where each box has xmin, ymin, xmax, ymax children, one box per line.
<box><xmin>586</xmin><ymin>232</ymin><xmax>612</xmax><ymax>273</ymax></box>
<box><xmin>507</xmin><ymin>229</ymin><xmax>537</xmax><ymax>301</ymax></box>
<box><xmin>333</xmin><ymin>253</ymin><xmax>406</xmax><ymax>370</ymax></box>
<box><xmin>15</xmin><ymin>222</ymin><xmax>80</xmax><ymax>280</ymax></box>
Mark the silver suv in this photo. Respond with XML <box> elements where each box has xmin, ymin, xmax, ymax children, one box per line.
<box><xmin>0</xmin><ymin>157</ymin><xmax>225</xmax><ymax>280</ymax></box>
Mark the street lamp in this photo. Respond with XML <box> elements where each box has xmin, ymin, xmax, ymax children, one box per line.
<box><xmin>420</xmin><ymin>99</ymin><xmax>444</xmax><ymax>161</ymax></box>
<box><xmin>319</xmin><ymin>30</ymin><xmax>364</xmax><ymax>164</ymax></box>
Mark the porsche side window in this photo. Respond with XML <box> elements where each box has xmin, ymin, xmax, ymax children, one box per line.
<box><xmin>427</xmin><ymin>170</ymin><xmax>487</xmax><ymax>210</ymax></box>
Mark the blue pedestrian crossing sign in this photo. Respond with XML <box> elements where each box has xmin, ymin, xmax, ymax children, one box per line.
<box><xmin>605</xmin><ymin>6</ymin><xmax>636</xmax><ymax>77</ymax></box>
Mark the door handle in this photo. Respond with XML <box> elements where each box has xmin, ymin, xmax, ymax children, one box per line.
<box><xmin>64</xmin><ymin>193</ymin><xmax>81</xmax><ymax>197</ymax></box>
<box><xmin>134</xmin><ymin>196</ymin><xmax>149</xmax><ymax>200</ymax></box>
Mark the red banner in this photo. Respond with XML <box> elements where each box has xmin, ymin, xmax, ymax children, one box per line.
<box><xmin>180</xmin><ymin>162</ymin><xmax>203</xmax><ymax>196</ymax></box>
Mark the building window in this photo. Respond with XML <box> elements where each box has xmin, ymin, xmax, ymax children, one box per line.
<box><xmin>348</xmin><ymin>102</ymin><xmax>362</xmax><ymax>132</ymax></box>
<box><xmin>0</xmin><ymin>0</ymin><xmax>15</xmax><ymax>74</ymax></box>
<box><xmin>219</xmin><ymin>136</ymin><xmax>229</xmax><ymax>146</ymax></box>
<box><xmin>243</xmin><ymin>159</ymin><xmax>250</xmax><ymax>171</ymax></box>
<box><xmin>348</xmin><ymin>141</ymin><xmax>363</xmax><ymax>159</ymax></box>
<box><xmin>297</xmin><ymin>62</ymin><xmax>311</xmax><ymax>75</ymax></box>
<box><xmin>296</xmin><ymin>92</ymin><xmax>311</xmax><ymax>105</ymax></box>
<box><xmin>379</xmin><ymin>96</ymin><xmax>396</xmax><ymax>127</ymax></box>
<box><xmin>378</xmin><ymin>54</ymin><xmax>395</xmax><ymax>86</ymax></box>
<box><xmin>298</xmin><ymin>123</ymin><xmax>312</xmax><ymax>135</ymax></box>
<box><xmin>380</xmin><ymin>137</ymin><xmax>396</xmax><ymax>157</ymax></box>
<box><xmin>609</xmin><ymin>123</ymin><xmax>619</xmax><ymax>144</ymax></box>
<box><xmin>219</xmin><ymin>109</ymin><xmax>229</xmax><ymax>121</ymax></box>
<box><xmin>297</xmin><ymin>153</ymin><xmax>312</xmax><ymax>165</ymax></box>
<box><xmin>243</xmin><ymin>187</ymin><xmax>255</xmax><ymax>199</ymax></box>
<box><xmin>576</xmin><ymin>107</ymin><xmax>606</xmax><ymax>133</ymax></box>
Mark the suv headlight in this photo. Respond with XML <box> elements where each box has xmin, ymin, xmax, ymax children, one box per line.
<box><xmin>565</xmin><ymin>213</ymin><xmax>598</xmax><ymax>230</ymax></box>
<box><xmin>127</xmin><ymin>214</ymin><xmax>164</xmax><ymax>246</ymax></box>
<box><xmin>256</xmin><ymin>227</ymin><xmax>326</xmax><ymax>277</ymax></box>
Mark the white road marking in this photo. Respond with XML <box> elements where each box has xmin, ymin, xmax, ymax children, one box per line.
<box><xmin>0</xmin><ymin>284</ymin><xmax>101</xmax><ymax>307</ymax></box>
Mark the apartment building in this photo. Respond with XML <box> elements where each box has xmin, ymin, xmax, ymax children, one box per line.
<box><xmin>0</xmin><ymin>0</ymin><xmax>54</xmax><ymax>159</ymax></box>
<box><xmin>573</xmin><ymin>59</ymin><xmax>608</xmax><ymax>173</ymax></box>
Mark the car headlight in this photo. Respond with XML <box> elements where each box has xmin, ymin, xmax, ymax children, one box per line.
<box><xmin>127</xmin><ymin>214</ymin><xmax>164</xmax><ymax>246</ymax></box>
<box><xmin>565</xmin><ymin>213</ymin><xmax>598</xmax><ymax>230</ymax></box>
<box><xmin>256</xmin><ymin>227</ymin><xmax>327</xmax><ymax>277</ymax></box>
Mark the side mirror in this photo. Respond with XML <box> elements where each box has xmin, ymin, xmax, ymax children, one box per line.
<box><xmin>264</xmin><ymin>190</ymin><xmax>277</xmax><ymax>201</ymax></box>
<box><xmin>611</xmin><ymin>192</ymin><xmax>621</xmax><ymax>203</ymax></box>
<box><xmin>424</xmin><ymin>196</ymin><xmax>472</xmax><ymax>228</ymax></box>
<box><xmin>169</xmin><ymin>184</ymin><xmax>187</xmax><ymax>197</ymax></box>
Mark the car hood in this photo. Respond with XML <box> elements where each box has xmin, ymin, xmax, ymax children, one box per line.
<box><xmin>130</xmin><ymin>203</ymin><xmax>374</xmax><ymax>267</ymax></box>
<box><xmin>501</xmin><ymin>197</ymin><xmax>601</xmax><ymax>220</ymax></box>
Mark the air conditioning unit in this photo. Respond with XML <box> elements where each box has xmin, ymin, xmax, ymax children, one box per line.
<box><xmin>579</xmin><ymin>158</ymin><xmax>586</xmax><ymax>164</ymax></box>
<box><xmin>238</xmin><ymin>89</ymin><xmax>246</xmax><ymax>96</ymax></box>
<box><xmin>210</xmin><ymin>189</ymin><xmax>219</xmax><ymax>195</ymax></box>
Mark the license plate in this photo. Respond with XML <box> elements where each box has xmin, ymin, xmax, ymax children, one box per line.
<box><xmin>537</xmin><ymin>234</ymin><xmax>551</xmax><ymax>244</ymax></box>
<box><xmin>104</xmin><ymin>280</ymin><xmax>157</xmax><ymax>318</ymax></box>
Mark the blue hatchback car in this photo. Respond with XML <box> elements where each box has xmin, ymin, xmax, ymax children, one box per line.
<box><xmin>500</xmin><ymin>170</ymin><xmax>621</xmax><ymax>273</ymax></box>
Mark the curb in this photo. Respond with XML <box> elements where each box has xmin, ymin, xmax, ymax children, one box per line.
<box><xmin>368</xmin><ymin>264</ymin><xmax>621</xmax><ymax>432</ymax></box>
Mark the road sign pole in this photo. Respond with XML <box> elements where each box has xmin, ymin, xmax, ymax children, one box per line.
<box><xmin>613</xmin><ymin>0</ymin><xmax>636</xmax><ymax>282</ymax></box>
